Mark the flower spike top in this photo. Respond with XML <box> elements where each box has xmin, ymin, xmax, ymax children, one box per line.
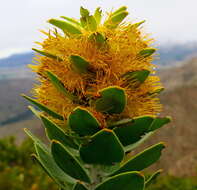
<box><xmin>27</xmin><ymin>6</ymin><xmax>163</xmax><ymax>127</ymax></box>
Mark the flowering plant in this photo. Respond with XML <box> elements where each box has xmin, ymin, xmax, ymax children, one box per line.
<box><xmin>23</xmin><ymin>6</ymin><xmax>171</xmax><ymax>190</ymax></box>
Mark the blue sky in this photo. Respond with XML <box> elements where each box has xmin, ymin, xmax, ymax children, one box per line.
<box><xmin>0</xmin><ymin>0</ymin><xmax>196</xmax><ymax>58</ymax></box>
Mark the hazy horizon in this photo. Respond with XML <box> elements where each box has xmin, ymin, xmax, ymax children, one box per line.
<box><xmin>0</xmin><ymin>0</ymin><xmax>197</xmax><ymax>58</ymax></box>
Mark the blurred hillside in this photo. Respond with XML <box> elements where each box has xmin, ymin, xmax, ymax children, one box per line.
<box><xmin>157</xmin><ymin>43</ymin><xmax>197</xmax><ymax>67</ymax></box>
<box><xmin>0</xmin><ymin>52</ymin><xmax>34</xmax><ymax>79</ymax></box>
<box><xmin>0</xmin><ymin>52</ymin><xmax>33</xmax><ymax>68</ymax></box>
<box><xmin>0</xmin><ymin>44</ymin><xmax>197</xmax><ymax>176</ymax></box>
<box><xmin>148</xmin><ymin>57</ymin><xmax>197</xmax><ymax>176</ymax></box>
<box><xmin>0</xmin><ymin>78</ymin><xmax>42</xmax><ymax>143</ymax></box>
<box><xmin>0</xmin><ymin>79</ymin><xmax>33</xmax><ymax>124</ymax></box>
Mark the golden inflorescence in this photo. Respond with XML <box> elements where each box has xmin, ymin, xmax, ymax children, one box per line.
<box><xmin>29</xmin><ymin>6</ymin><xmax>163</xmax><ymax>127</ymax></box>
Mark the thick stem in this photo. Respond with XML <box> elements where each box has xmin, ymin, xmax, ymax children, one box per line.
<box><xmin>86</xmin><ymin>165</ymin><xmax>106</xmax><ymax>190</ymax></box>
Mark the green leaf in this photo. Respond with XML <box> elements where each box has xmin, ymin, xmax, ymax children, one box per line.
<box><xmin>148</xmin><ymin>88</ymin><xmax>164</xmax><ymax>96</ymax></box>
<box><xmin>86</xmin><ymin>15</ymin><xmax>97</xmax><ymax>31</ymax></box>
<box><xmin>112</xmin><ymin>116</ymin><xmax>170</xmax><ymax>151</ymax></box>
<box><xmin>80</xmin><ymin>7</ymin><xmax>90</xmax><ymax>17</ymax></box>
<box><xmin>68</xmin><ymin>107</ymin><xmax>100</xmax><ymax>137</ymax></box>
<box><xmin>95</xmin><ymin>171</ymin><xmax>144</xmax><ymax>190</ymax></box>
<box><xmin>32</xmin><ymin>48</ymin><xmax>63</xmax><ymax>61</ymax></box>
<box><xmin>95</xmin><ymin>86</ymin><xmax>126</xmax><ymax>114</ymax></box>
<box><xmin>46</xmin><ymin>71</ymin><xmax>80</xmax><ymax>102</ymax></box>
<box><xmin>24</xmin><ymin>128</ymin><xmax>49</xmax><ymax>153</ymax></box>
<box><xmin>111</xmin><ymin>6</ymin><xmax>127</xmax><ymax>16</ymax></box>
<box><xmin>80</xmin><ymin>7</ymin><xmax>89</xmax><ymax>28</ymax></box>
<box><xmin>72</xmin><ymin>182</ymin><xmax>88</xmax><ymax>190</ymax></box>
<box><xmin>111</xmin><ymin>11</ymin><xmax>128</xmax><ymax>23</ymax></box>
<box><xmin>80</xmin><ymin>17</ymin><xmax>87</xmax><ymax>28</ymax></box>
<box><xmin>80</xmin><ymin>7</ymin><xmax>97</xmax><ymax>31</ymax></box>
<box><xmin>51</xmin><ymin>141</ymin><xmax>91</xmax><ymax>183</ymax></box>
<box><xmin>122</xmin><ymin>70</ymin><xmax>150</xmax><ymax>84</ymax></box>
<box><xmin>69</xmin><ymin>55</ymin><xmax>90</xmax><ymax>74</ymax></box>
<box><xmin>28</xmin><ymin>105</ymin><xmax>41</xmax><ymax>118</ymax></box>
<box><xmin>40</xmin><ymin>115</ymin><xmax>78</xmax><ymax>149</ymax></box>
<box><xmin>113</xmin><ymin>116</ymin><xmax>154</xmax><ymax>146</ymax></box>
<box><xmin>148</xmin><ymin>117</ymin><xmax>171</xmax><ymax>131</ymax></box>
<box><xmin>94</xmin><ymin>7</ymin><xmax>102</xmax><ymax>25</ymax></box>
<box><xmin>34</xmin><ymin>143</ymin><xmax>75</xmax><ymax>190</ymax></box>
<box><xmin>112</xmin><ymin>143</ymin><xmax>165</xmax><ymax>176</ymax></box>
<box><xmin>79</xmin><ymin>129</ymin><xmax>124</xmax><ymax>165</ymax></box>
<box><xmin>124</xmin><ymin>132</ymin><xmax>154</xmax><ymax>152</ymax></box>
<box><xmin>130</xmin><ymin>20</ymin><xmax>145</xmax><ymax>28</ymax></box>
<box><xmin>145</xmin><ymin>169</ymin><xmax>162</xmax><ymax>187</ymax></box>
<box><xmin>138</xmin><ymin>48</ymin><xmax>156</xmax><ymax>58</ymax></box>
<box><xmin>22</xmin><ymin>94</ymin><xmax>63</xmax><ymax>120</ymax></box>
<box><xmin>60</xmin><ymin>16</ymin><xmax>81</xmax><ymax>26</ymax></box>
<box><xmin>108</xmin><ymin>118</ymin><xmax>132</xmax><ymax>129</ymax></box>
<box><xmin>31</xmin><ymin>154</ymin><xmax>52</xmax><ymax>180</ymax></box>
<box><xmin>27</xmin><ymin>130</ymin><xmax>75</xmax><ymax>189</ymax></box>
<box><xmin>31</xmin><ymin>154</ymin><xmax>73</xmax><ymax>190</ymax></box>
<box><xmin>48</xmin><ymin>19</ymin><xmax>82</xmax><ymax>35</ymax></box>
<box><xmin>105</xmin><ymin>10</ymin><xmax>128</xmax><ymax>29</ymax></box>
<box><xmin>89</xmin><ymin>32</ymin><xmax>106</xmax><ymax>46</ymax></box>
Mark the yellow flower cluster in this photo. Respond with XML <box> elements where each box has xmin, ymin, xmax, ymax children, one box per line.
<box><xmin>29</xmin><ymin>6</ymin><xmax>162</xmax><ymax>127</ymax></box>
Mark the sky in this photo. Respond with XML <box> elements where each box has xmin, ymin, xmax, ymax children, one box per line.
<box><xmin>0</xmin><ymin>0</ymin><xmax>197</xmax><ymax>58</ymax></box>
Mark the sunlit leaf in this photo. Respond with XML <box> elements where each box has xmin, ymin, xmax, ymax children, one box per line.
<box><xmin>94</xmin><ymin>7</ymin><xmax>102</xmax><ymax>25</ymax></box>
<box><xmin>22</xmin><ymin>94</ymin><xmax>64</xmax><ymax>120</ymax></box>
<box><xmin>46</xmin><ymin>71</ymin><xmax>80</xmax><ymax>103</ymax></box>
<box><xmin>48</xmin><ymin>19</ymin><xmax>82</xmax><ymax>35</ymax></box>
<box><xmin>51</xmin><ymin>141</ymin><xmax>91</xmax><ymax>183</ymax></box>
<box><xmin>32</xmin><ymin>48</ymin><xmax>63</xmax><ymax>61</ymax></box>
<box><xmin>95</xmin><ymin>171</ymin><xmax>144</xmax><ymax>190</ymax></box>
<box><xmin>112</xmin><ymin>143</ymin><xmax>165</xmax><ymax>175</ymax></box>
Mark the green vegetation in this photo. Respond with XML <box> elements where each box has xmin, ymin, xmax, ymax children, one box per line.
<box><xmin>0</xmin><ymin>136</ymin><xmax>57</xmax><ymax>190</ymax></box>
<box><xmin>0</xmin><ymin>136</ymin><xmax>197</xmax><ymax>190</ymax></box>
<box><xmin>147</xmin><ymin>175</ymin><xmax>197</xmax><ymax>190</ymax></box>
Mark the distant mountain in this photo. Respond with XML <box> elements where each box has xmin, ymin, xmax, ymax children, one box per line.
<box><xmin>0</xmin><ymin>52</ymin><xmax>34</xmax><ymax>79</ymax></box>
<box><xmin>158</xmin><ymin>57</ymin><xmax>197</xmax><ymax>89</ymax></box>
<box><xmin>0</xmin><ymin>43</ymin><xmax>197</xmax><ymax>70</ymax></box>
<box><xmin>0</xmin><ymin>78</ymin><xmax>34</xmax><ymax>125</ymax></box>
<box><xmin>156</xmin><ymin>43</ymin><xmax>197</xmax><ymax>66</ymax></box>
<box><xmin>0</xmin><ymin>52</ymin><xmax>33</xmax><ymax>68</ymax></box>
